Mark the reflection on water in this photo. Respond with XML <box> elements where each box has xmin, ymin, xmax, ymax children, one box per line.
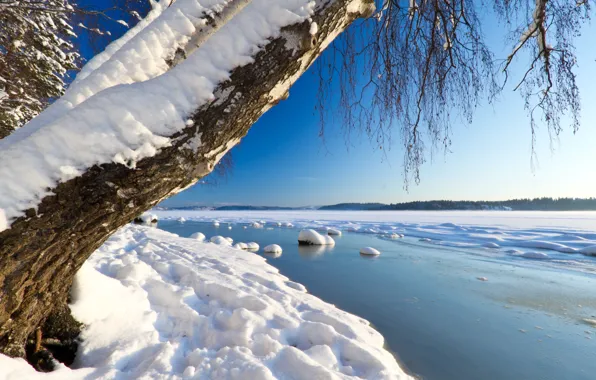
<box><xmin>297</xmin><ymin>244</ymin><xmax>333</xmax><ymax>258</ymax></box>
<box><xmin>157</xmin><ymin>220</ymin><xmax>596</xmax><ymax>380</ymax></box>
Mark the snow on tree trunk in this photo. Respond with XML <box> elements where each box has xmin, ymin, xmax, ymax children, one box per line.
<box><xmin>0</xmin><ymin>0</ymin><xmax>374</xmax><ymax>358</ymax></box>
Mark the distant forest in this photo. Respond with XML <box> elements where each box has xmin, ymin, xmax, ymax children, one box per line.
<box><xmin>319</xmin><ymin>198</ymin><xmax>596</xmax><ymax>211</ymax></box>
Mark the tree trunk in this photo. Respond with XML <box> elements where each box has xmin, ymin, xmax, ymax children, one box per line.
<box><xmin>0</xmin><ymin>0</ymin><xmax>373</xmax><ymax>358</ymax></box>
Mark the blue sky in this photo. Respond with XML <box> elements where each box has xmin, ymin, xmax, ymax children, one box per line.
<box><xmin>161</xmin><ymin>14</ymin><xmax>596</xmax><ymax>207</ymax></box>
<box><xmin>82</xmin><ymin>3</ymin><xmax>596</xmax><ymax>208</ymax></box>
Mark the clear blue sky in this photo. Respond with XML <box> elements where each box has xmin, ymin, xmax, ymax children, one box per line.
<box><xmin>84</xmin><ymin>4</ymin><xmax>596</xmax><ymax>208</ymax></box>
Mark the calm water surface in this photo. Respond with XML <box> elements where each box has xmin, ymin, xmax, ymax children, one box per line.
<box><xmin>157</xmin><ymin>220</ymin><xmax>596</xmax><ymax>380</ymax></box>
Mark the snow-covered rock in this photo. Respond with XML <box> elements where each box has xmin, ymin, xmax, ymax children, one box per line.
<box><xmin>264</xmin><ymin>244</ymin><xmax>283</xmax><ymax>254</ymax></box>
<box><xmin>212</xmin><ymin>221</ymin><xmax>220</xmax><ymax>227</ymax></box>
<box><xmin>327</xmin><ymin>228</ymin><xmax>342</xmax><ymax>236</ymax></box>
<box><xmin>360</xmin><ymin>247</ymin><xmax>381</xmax><ymax>256</ymax></box>
<box><xmin>386</xmin><ymin>233</ymin><xmax>403</xmax><ymax>239</ymax></box>
<box><xmin>210</xmin><ymin>236</ymin><xmax>231</xmax><ymax>246</ymax></box>
<box><xmin>134</xmin><ymin>213</ymin><xmax>158</xmax><ymax>225</ymax></box>
<box><xmin>189</xmin><ymin>232</ymin><xmax>205</xmax><ymax>241</ymax></box>
<box><xmin>233</xmin><ymin>242</ymin><xmax>248</xmax><ymax>250</ymax></box>
<box><xmin>298</xmin><ymin>229</ymin><xmax>335</xmax><ymax>246</ymax></box>
<box><xmin>178</xmin><ymin>217</ymin><xmax>186</xmax><ymax>223</ymax></box>
<box><xmin>246</xmin><ymin>242</ymin><xmax>259</xmax><ymax>251</ymax></box>
<box><xmin>225</xmin><ymin>237</ymin><xmax>234</xmax><ymax>244</ymax></box>
<box><xmin>251</xmin><ymin>222</ymin><xmax>264</xmax><ymax>229</ymax></box>
<box><xmin>0</xmin><ymin>225</ymin><xmax>409</xmax><ymax>379</ymax></box>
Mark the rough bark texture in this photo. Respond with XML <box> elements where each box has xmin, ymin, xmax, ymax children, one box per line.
<box><xmin>0</xmin><ymin>0</ymin><xmax>370</xmax><ymax>358</ymax></box>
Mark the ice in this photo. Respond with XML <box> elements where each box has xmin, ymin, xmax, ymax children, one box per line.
<box><xmin>189</xmin><ymin>232</ymin><xmax>205</xmax><ymax>241</ymax></box>
<box><xmin>1</xmin><ymin>224</ymin><xmax>408</xmax><ymax>378</ymax></box>
<box><xmin>517</xmin><ymin>251</ymin><xmax>550</xmax><ymax>260</ymax></box>
<box><xmin>154</xmin><ymin>211</ymin><xmax>596</xmax><ymax>258</ymax></box>
<box><xmin>298</xmin><ymin>229</ymin><xmax>336</xmax><ymax>245</ymax></box>
<box><xmin>360</xmin><ymin>247</ymin><xmax>381</xmax><ymax>256</ymax></box>
<box><xmin>264</xmin><ymin>244</ymin><xmax>283</xmax><ymax>254</ymax></box>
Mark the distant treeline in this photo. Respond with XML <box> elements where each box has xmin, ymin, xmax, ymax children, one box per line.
<box><xmin>320</xmin><ymin>198</ymin><xmax>596</xmax><ymax>211</ymax></box>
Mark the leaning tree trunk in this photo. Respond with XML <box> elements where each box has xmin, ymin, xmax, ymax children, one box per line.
<box><xmin>0</xmin><ymin>0</ymin><xmax>374</xmax><ymax>357</ymax></box>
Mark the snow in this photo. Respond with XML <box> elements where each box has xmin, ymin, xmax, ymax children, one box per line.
<box><xmin>247</xmin><ymin>242</ymin><xmax>260</xmax><ymax>251</ymax></box>
<box><xmin>136</xmin><ymin>213</ymin><xmax>158</xmax><ymax>224</ymax></box>
<box><xmin>264</xmin><ymin>244</ymin><xmax>283</xmax><ymax>254</ymax></box>
<box><xmin>360</xmin><ymin>247</ymin><xmax>381</xmax><ymax>256</ymax></box>
<box><xmin>189</xmin><ymin>231</ymin><xmax>205</xmax><ymax>241</ymax></box>
<box><xmin>1</xmin><ymin>224</ymin><xmax>408</xmax><ymax>379</ymax></box>
<box><xmin>327</xmin><ymin>228</ymin><xmax>342</xmax><ymax>236</ymax></box>
<box><xmin>154</xmin><ymin>211</ymin><xmax>596</xmax><ymax>257</ymax></box>
<box><xmin>0</xmin><ymin>0</ymin><xmax>320</xmax><ymax>232</ymax></box>
<box><xmin>233</xmin><ymin>242</ymin><xmax>248</xmax><ymax>250</ymax></box>
<box><xmin>210</xmin><ymin>235</ymin><xmax>232</xmax><ymax>246</ymax></box>
<box><xmin>298</xmin><ymin>229</ymin><xmax>336</xmax><ymax>245</ymax></box>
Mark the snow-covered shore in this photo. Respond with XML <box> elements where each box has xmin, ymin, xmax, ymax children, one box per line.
<box><xmin>154</xmin><ymin>210</ymin><xmax>596</xmax><ymax>257</ymax></box>
<box><xmin>1</xmin><ymin>225</ymin><xmax>409</xmax><ymax>379</ymax></box>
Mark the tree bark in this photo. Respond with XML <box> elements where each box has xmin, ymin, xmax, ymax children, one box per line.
<box><xmin>0</xmin><ymin>0</ymin><xmax>373</xmax><ymax>358</ymax></box>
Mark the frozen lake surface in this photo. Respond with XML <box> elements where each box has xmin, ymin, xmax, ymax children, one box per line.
<box><xmin>156</xmin><ymin>211</ymin><xmax>596</xmax><ymax>380</ymax></box>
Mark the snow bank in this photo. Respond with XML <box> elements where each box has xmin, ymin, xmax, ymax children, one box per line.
<box><xmin>360</xmin><ymin>247</ymin><xmax>381</xmax><ymax>256</ymax></box>
<box><xmin>264</xmin><ymin>244</ymin><xmax>283</xmax><ymax>254</ymax></box>
<box><xmin>298</xmin><ymin>229</ymin><xmax>336</xmax><ymax>245</ymax></box>
<box><xmin>0</xmin><ymin>225</ymin><xmax>409</xmax><ymax>379</ymax></box>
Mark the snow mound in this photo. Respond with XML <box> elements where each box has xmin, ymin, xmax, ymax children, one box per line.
<box><xmin>518</xmin><ymin>251</ymin><xmax>550</xmax><ymax>260</ymax></box>
<box><xmin>327</xmin><ymin>228</ymin><xmax>342</xmax><ymax>236</ymax></box>
<box><xmin>213</xmin><ymin>221</ymin><xmax>220</xmax><ymax>227</ymax></box>
<box><xmin>0</xmin><ymin>225</ymin><xmax>408</xmax><ymax>378</ymax></box>
<box><xmin>251</xmin><ymin>222</ymin><xmax>264</xmax><ymax>229</ymax></box>
<box><xmin>210</xmin><ymin>236</ymin><xmax>231</xmax><ymax>246</ymax></box>
<box><xmin>360</xmin><ymin>247</ymin><xmax>381</xmax><ymax>256</ymax></box>
<box><xmin>264</xmin><ymin>244</ymin><xmax>283</xmax><ymax>254</ymax></box>
<box><xmin>189</xmin><ymin>232</ymin><xmax>205</xmax><ymax>241</ymax></box>
<box><xmin>233</xmin><ymin>242</ymin><xmax>248</xmax><ymax>250</ymax></box>
<box><xmin>298</xmin><ymin>229</ymin><xmax>335</xmax><ymax>246</ymax></box>
<box><xmin>247</xmin><ymin>242</ymin><xmax>260</xmax><ymax>251</ymax></box>
<box><xmin>135</xmin><ymin>213</ymin><xmax>158</xmax><ymax>225</ymax></box>
<box><xmin>177</xmin><ymin>217</ymin><xmax>186</xmax><ymax>223</ymax></box>
<box><xmin>282</xmin><ymin>222</ymin><xmax>294</xmax><ymax>228</ymax></box>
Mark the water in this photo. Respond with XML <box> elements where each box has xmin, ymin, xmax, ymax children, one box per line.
<box><xmin>157</xmin><ymin>220</ymin><xmax>596</xmax><ymax>380</ymax></box>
